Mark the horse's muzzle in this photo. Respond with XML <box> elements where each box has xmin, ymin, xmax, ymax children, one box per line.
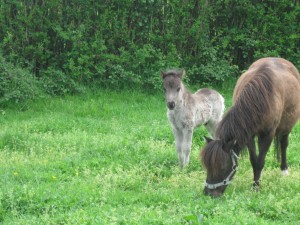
<box><xmin>204</xmin><ymin>187</ymin><xmax>224</xmax><ymax>198</ymax></box>
<box><xmin>167</xmin><ymin>101</ymin><xmax>175</xmax><ymax>110</ymax></box>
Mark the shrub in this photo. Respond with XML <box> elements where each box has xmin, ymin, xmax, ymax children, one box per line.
<box><xmin>40</xmin><ymin>67</ymin><xmax>84</xmax><ymax>96</ymax></box>
<box><xmin>102</xmin><ymin>44</ymin><xmax>181</xmax><ymax>91</ymax></box>
<box><xmin>0</xmin><ymin>54</ymin><xmax>42</xmax><ymax>108</ymax></box>
<box><xmin>0</xmin><ymin>1</ymin><xmax>299</xmax><ymax>90</ymax></box>
<box><xmin>186</xmin><ymin>46</ymin><xmax>239</xmax><ymax>86</ymax></box>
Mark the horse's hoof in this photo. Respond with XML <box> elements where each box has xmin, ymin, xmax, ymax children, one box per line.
<box><xmin>253</xmin><ymin>181</ymin><xmax>260</xmax><ymax>191</ymax></box>
<box><xmin>281</xmin><ymin>169</ymin><xmax>289</xmax><ymax>176</ymax></box>
<box><xmin>253</xmin><ymin>185</ymin><xmax>260</xmax><ymax>192</ymax></box>
<box><xmin>253</xmin><ymin>185</ymin><xmax>259</xmax><ymax>192</ymax></box>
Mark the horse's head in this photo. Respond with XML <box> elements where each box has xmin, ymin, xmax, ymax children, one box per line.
<box><xmin>201</xmin><ymin>137</ymin><xmax>238</xmax><ymax>197</ymax></box>
<box><xmin>161</xmin><ymin>69</ymin><xmax>185</xmax><ymax>110</ymax></box>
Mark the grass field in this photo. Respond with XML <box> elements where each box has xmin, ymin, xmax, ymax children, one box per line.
<box><xmin>0</xmin><ymin>88</ymin><xmax>300</xmax><ymax>224</ymax></box>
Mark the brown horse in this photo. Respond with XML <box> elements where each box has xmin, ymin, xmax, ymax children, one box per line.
<box><xmin>200</xmin><ymin>58</ymin><xmax>300</xmax><ymax>197</ymax></box>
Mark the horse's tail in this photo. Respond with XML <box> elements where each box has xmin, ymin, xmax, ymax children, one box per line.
<box><xmin>274</xmin><ymin>135</ymin><xmax>281</xmax><ymax>162</ymax></box>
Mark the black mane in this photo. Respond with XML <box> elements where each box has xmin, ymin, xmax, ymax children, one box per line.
<box><xmin>216</xmin><ymin>65</ymin><xmax>275</xmax><ymax>151</ymax></box>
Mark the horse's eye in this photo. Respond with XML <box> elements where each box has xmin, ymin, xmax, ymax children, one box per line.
<box><xmin>163</xmin><ymin>88</ymin><xmax>166</xmax><ymax>93</ymax></box>
<box><xmin>177</xmin><ymin>87</ymin><xmax>181</xmax><ymax>92</ymax></box>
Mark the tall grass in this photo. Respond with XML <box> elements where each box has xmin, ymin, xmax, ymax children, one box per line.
<box><xmin>0</xmin><ymin>89</ymin><xmax>299</xmax><ymax>224</ymax></box>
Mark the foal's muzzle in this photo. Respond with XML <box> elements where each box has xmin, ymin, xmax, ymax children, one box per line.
<box><xmin>167</xmin><ymin>101</ymin><xmax>175</xmax><ymax>110</ymax></box>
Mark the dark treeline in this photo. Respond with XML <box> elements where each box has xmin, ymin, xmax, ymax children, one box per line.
<box><xmin>0</xmin><ymin>0</ymin><xmax>299</xmax><ymax>105</ymax></box>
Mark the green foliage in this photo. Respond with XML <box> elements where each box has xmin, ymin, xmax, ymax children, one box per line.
<box><xmin>1</xmin><ymin>90</ymin><xmax>300</xmax><ymax>224</ymax></box>
<box><xmin>103</xmin><ymin>44</ymin><xmax>181</xmax><ymax>90</ymax></box>
<box><xmin>208</xmin><ymin>0</ymin><xmax>300</xmax><ymax>68</ymax></box>
<box><xmin>0</xmin><ymin>54</ymin><xmax>42</xmax><ymax>108</ymax></box>
<box><xmin>0</xmin><ymin>0</ymin><xmax>299</xmax><ymax>97</ymax></box>
<box><xmin>40</xmin><ymin>67</ymin><xmax>84</xmax><ymax>96</ymax></box>
<box><xmin>187</xmin><ymin>46</ymin><xmax>239</xmax><ymax>86</ymax></box>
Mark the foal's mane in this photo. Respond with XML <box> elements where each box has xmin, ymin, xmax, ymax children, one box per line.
<box><xmin>216</xmin><ymin>64</ymin><xmax>275</xmax><ymax>150</ymax></box>
<box><xmin>202</xmin><ymin>65</ymin><xmax>276</xmax><ymax>174</ymax></box>
<box><xmin>161</xmin><ymin>69</ymin><xmax>185</xmax><ymax>79</ymax></box>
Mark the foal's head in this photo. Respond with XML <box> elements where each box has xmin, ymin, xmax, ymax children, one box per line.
<box><xmin>161</xmin><ymin>69</ymin><xmax>185</xmax><ymax>110</ymax></box>
<box><xmin>201</xmin><ymin>137</ymin><xmax>237</xmax><ymax>197</ymax></box>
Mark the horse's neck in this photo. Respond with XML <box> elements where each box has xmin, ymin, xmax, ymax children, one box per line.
<box><xmin>216</xmin><ymin>107</ymin><xmax>252</xmax><ymax>154</ymax></box>
<box><xmin>181</xmin><ymin>85</ymin><xmax>192</xmax><ymax>104</ymax></box>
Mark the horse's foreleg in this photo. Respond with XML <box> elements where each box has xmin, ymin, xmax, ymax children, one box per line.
<box><xmin>173</xmin><ymin>129</ymin><xmax>184</xmax><ymax>168</ymax></box>
<box><xmin>182</xmin><ymin>129</ymin><xmax>193</xmax><ymax>167</ymax></box>
<box><xmin>279</xmin><ymin>134</ymin><xmax>289</xmax><ymax>175</ymax></box>
<box><xmin>255</xmin><ymin>133</ymin><xmax>273</xmax><ymax>187</ymax></box>
<box><xmin>247</xmin><ymin>137</ymin><xmax>258</xmax><ymax>188</ymax></box>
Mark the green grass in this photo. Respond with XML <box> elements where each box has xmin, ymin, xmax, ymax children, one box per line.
<box><xmin>0</xmin><ymin>89</ymin><xmax>300</xmax><ymax>224</ymax></box>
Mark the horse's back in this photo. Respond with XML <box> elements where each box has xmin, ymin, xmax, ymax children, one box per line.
<box><xmin>250</xmin><ymin>57</ymin><xmax>300</xmax><ymax>81</ymax></box>
<box><xmin>195</xmin><ymin>88</ymin><xmax>222</xmax><ymax>100</ymax></box>
<box><xmin>194</xmin><ymin>88</ymin><xmax>224</xmax><ymax>124</ymax></box>
<box><xmin>194</xmin><ymin>88</ymin><xmax>224</xmax><ymax>106</ymax></box>
<box><xmin>247</xmin><ymin>57</ymin><xmax>300</xmax><ymax>82</ymax></box>
<box><xmin>234</xmin><ymin>58</ymin><xmax>300</xmax><ymax>100</ymax></box>
<box><xmin>234</xmin><ymin>57</ymin><xmax>300</xmax><ymax>133</ymax></box>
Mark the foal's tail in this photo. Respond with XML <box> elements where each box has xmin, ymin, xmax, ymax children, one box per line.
<box><xmin>273</xmin><ymin>135</ymin><xmax>281</xmax><ymax>162</ymax></box>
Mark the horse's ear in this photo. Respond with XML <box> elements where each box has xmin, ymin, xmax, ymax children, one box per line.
<box><xmin>177</xmin><ymin>69</ymin><xmax>185</xmax><ymax>79</ymax></box>
<box><xmin>161</xmin><ymin>71</ymin><xmax>168</xmax><ymax>79</ymax></box>
<box><xmin>222</xmin><ymin>139</ymin><xmax>236</xmax><ymax>152</ymax></box>
<box><xmin>204</xmin><ymin>136</ymin><xmax>213</xmax><ymax>143</ymax></box>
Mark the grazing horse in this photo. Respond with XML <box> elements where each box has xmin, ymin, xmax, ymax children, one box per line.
<box><xmin>161</xmin><ymin>69</ymin><xmax>224</xmax><ymax>168</ymax></box>
<box><xmin>200</xmin><ymin>58</ymin><xmax>300</xmax><ymax>197</ymax></box>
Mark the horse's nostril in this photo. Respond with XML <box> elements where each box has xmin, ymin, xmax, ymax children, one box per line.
<box><xmin>167</xmin><ymin>102</ymin><xmax>175</xmax><ymax>109</ymax></box>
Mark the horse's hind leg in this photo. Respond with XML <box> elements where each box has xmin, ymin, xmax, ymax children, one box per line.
<box><xmin>279</xmin><ymin>134</ymin><xmax>289</xmax><ymax>175</ymax></box>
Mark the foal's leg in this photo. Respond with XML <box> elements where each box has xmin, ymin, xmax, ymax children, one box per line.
<box><xmin>181</xmin><ymin>128</ymin><xmax>193</xmax><ymax>168</ymax></box>
<box><xmin>279</xmin><ymin>134</ymin><xmax>289</xmax><ymax>175</ymax></box>
<box><xmin>173</xmin><ymin>128</ymin><xmax>184</xmax><ymax>167</ymax></box>
<box><xmin>204</xmin><ymin>121</ymin><xmax>217</xmax><ymax>139</ymax></box>
<box><xmin>254</xmin><ymin>132</ymin><xmax>274</xmax><ymax>187</ymax></box>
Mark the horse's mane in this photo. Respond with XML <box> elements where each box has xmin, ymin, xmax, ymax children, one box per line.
<box><xmin>201</xmin><ymin>140</ymin><xmax>230</xmax><ymax>176</ymax></box>
<box><xmin>216</xmin><ymin>65</ymin><xmax>275</xmax><ymax>151</ymax></box>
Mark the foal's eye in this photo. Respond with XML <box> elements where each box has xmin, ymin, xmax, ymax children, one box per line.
<box><xmin>163</xmin><ymin>88</ymin><xmax>166</xmax><ymax>93</ymax></box>
<box><xmin>177</xmin><ymin>87</ymin><xmax>181</xmax><ymax>92</ymax></box>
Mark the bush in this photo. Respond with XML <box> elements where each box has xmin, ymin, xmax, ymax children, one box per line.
<box><xmin>102</xmin><ymin>44</ymin><xmax>181</xmax><ymax>91</ymax></box>
<box><xmin>189</xmin><ymin>61</ymin><xmax>238</xmax><ymax>86</ymax></box>
<box><xmin>0</xmin><ymin>1</ymin><xmax>299</xmax><ymax>91</ymax></box>
<box><xmin>40</xmin><ymin>67</ymin><xmax>84</xmax><ymax>96</ymax></box>
<box><xmin>185</xmin><ymin>46</ymin><xmax>238</xmax><ymax>86</ymax></box>
<box><xmin>0</xmin><ymin>54</ymin><xmax>42</xmax><ymax>108</ymax></box>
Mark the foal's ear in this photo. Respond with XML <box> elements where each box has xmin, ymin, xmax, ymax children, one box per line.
<box><xmin>222</xmin><ymin>139</ymin><xmax>236</xmax><ymax>152</ymax></box>
<box><xmin>204</xmin><ymin>136</ymin><xmax>213</xmax><ymax>143</ymax></box>
<box><xmin>160</xmin><ymin>71</ymin><xmax>167</xmax><ymax>79</ymax></box>
<box><xmin>177</xmin><ymin>69</ymin><xmax>186</xmax><ymax>79</ymax></box>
